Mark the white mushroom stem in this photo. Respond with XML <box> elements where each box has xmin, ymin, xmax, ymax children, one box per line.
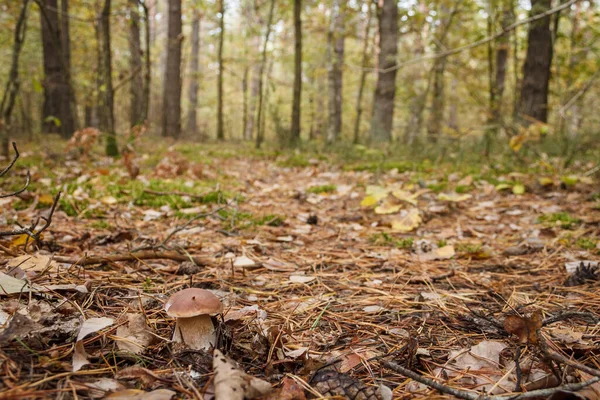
<box><xmin>172</xmin><ymin>315</ymin><xmax>216</xmax><ymax>350</ymax></box>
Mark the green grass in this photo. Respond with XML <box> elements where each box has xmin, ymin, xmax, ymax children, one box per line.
<box><xmin>307</xmin><ymin>184</ymin><xmax>337</xmax><ymax>194</ymax></box>
<box><xmin>577</xmin><ymin>237</ymin><xmax>597</xmax><ymax>250</ymax></box>
<box><xmin>370</xmin><ymin>233</ymin><xmax>414</xmax><ymax>249</ymax></box>
<box><xmin>537</xmin><ymin>212</ymin><xmax>581</xmax><ymax>229</ymax></box>
<box><xmin>89</xmin><ymin>220</ymin><xmax>110</xmax><ymax>229</ymax></box>
<box><xmin>277</xmin><ymin>154</ymin><xmax>311</xmax><ymax>168</ymax></box>
<box><xmin>457</xmin><ymin>242</ymin><xmax>482</xmax><ymax>254</ymax></box>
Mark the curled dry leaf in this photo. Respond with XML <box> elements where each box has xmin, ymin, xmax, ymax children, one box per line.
<box><xmin>73</xmin><ymin>317</ymin><xmax>114</xmax><ymax>372</ymax></box>
<box><xmin>503</xmin><ymin>310</ymin><xmax>543</xmax><ymax>344</ymax></box>
<box><xmin>115</xmin><ymin>313</ymin><xmax>154</xmax><ymax>355</ymax></box>
<box><xmin>213</xmin><ymin>349</ymin><xmax>272</xmax><ymax>400</ymax></box>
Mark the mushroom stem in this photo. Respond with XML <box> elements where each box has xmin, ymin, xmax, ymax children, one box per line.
<box><xmin>173</xmin><ymin>315</ymin><xmax>216</xmax><ymax>350</ymax></box>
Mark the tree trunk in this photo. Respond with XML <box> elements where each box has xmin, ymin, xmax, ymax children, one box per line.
<box><xmin>353</xmin><ymin>0</ymin><xmax>372</xmax><ymax>144</ymax></box>
<box><xmin>370</xmin><ymin>0</ymin><xmax>398</xmax><ymax>143</ymax></box>
<box><xmin>493</xmin><ymin>0</ymin><xmax>513</xmax><ymax>124</ymax></box>
<box><xmin>161</xmin><ymin>0</ymin><xmax>182</xmax><ymax>138</ymax></box>
<box><xmin>128</xmin><ymin>0</ymin><xmax>144</xmax><ymax>127</ymax></box>
<box><xmin>425</xmin><ymin>5</ymin><xmax>456</xmax><ymax>143</ymax></box>
<box><xmin>245</xmin><ymin>45</ymin><xmax>260</xmax><ymax>140</ymax></box>
<box><xmin>1</xmin><ymin>0</ymin><xmax>31</xmax><ymax>157</ymax></box>
<box><xmin>59</xmin><ymin>0</ymin><xmax>78</xmax><ymax>130</ymax></box>
<box><xmin>255</xmin><ymin>0</ymin><xmax>276</xmax><ymax>149</ymax></box>
<box><xmin>39</xmin><ymin>0</ymin><xmax>75</xmax><ymax>138</ymax></box>
<box><xmin>326</xmin><ymin>0</ymin><xmax>345</xmax><ymax>145</ymax></box>
<box><xmin>216</xmin><ymin>0</ymin><xmax>225</xmax><ymax>140</ymax></box>
<box><xmin>426</xmin><ymin>57</ymin><xmax>447</xmax><ymax>142</ymax></box>
<box><xmin>518</xmin><ymin>0</ymin><xmax>553</xmax><ymax>124</ymax></box>
<box><xmin>139</xmin><ymin>0</ymin><xmax>151</xmax><ymax>124</ymax></box>
<box><xmin>97</xmin><ymin>0</ymin><xmax>118</xmax><ymax>156</ymax></box>
<box><xmin>290</xmin><ymin>0</ymin><xmax>302</xmax><ymax>145</ymax></box>
<box><xmin>186</xmin><ymin>11</ymin><xmax>201</xmax><ymax>136</ymax></box>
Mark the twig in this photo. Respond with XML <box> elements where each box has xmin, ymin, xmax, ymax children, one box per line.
<box><xmin>543</xmin><ymin>311</ymin><xmax>600</xmax><ymax>326</ymax></box>
<box><xmin>53</xmin><ymin>250</ymin><xmax>217</xmax><ymax>267</ymax></box>
<box><xmin>0</xmin><ymin>192</ymin><xmax>61</xmax><ymax>244</ymax></box>
<box><xmin>382</xmin><ymin>360</ymin><xmax>600</xmax><ymax>400</ymax></box>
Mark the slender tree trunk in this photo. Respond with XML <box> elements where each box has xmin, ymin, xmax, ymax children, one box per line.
<box><xmin>370</xmin><ymin>0</ymin><xmax>398</xmax><ymax>143</ymax></box>
<box><xmin>426</xmin><ymin>57</ymin><xmax>447</xmax><ymax>143</ymax></box>
<box><xmin>447</xmin><ymin>78</ymin><xmax>458</xmax><ymax>132</ymax></box>
<box><xmin>559</xmin><ymin>2</ymin><xmax>580</xmax><ymax>140</ymax></box>
<box><xmin>245</xmin><ymin>43</ymin><xmax>260</xmax><ymax>140</ymax></box>
<box><xmin>1</xmin><ymin>0</ymin><xmax>31</xmax><ymax>157</ymax></box>
<box><xmin>39</xmin><ymin>0</ymin><xmax>75</xmax><ymax>138</ymax></box>
<box><xmin>128</xmin><ymin>0</ymin><xmax>144</xmax><ymax>127</ymax></box>
<box><xmin>216</xmin><ymin>0</ymin><xmax>225</xmax><ymax>140</ymax></box>
<box><xmin>290</xmin><ymin>0</ymin><xmax>302</xmax><ymax>145</ymax></box>
<box><xmin>425</xmin><ymin>5</ymin><xmax>456</xmax><ymax>143</ymax></box>
<box><xmin>162</xmin><ymin>0</ymin><xmax>182</xmax><ymax>138</ymax></box>
<box><xmin>255</xmin><ymin>0</ymin><xmax>275</xmax><ymax>149</ymax></box>
<box><xmin>518</xmin><ymin>0</ymin><xmax>553</xmax><ymax>124</ymax></box>
<box><xmin>353</xmin><ymin>0</ymin><xmax>372</xmax><ymax>144</ymax></box>
<box><xmin>494</xmin><ymin>0</ymin><xmax>513</xmax><ymax>124</ymax></box>
<box><xmin>60</xmin><ymin>0</ymin><xmax>78</xmax><ymax>130</ymax></box>
<box><xmin>97</xmin><ymin>0</ymin><xmax>118</xmax><ymax>156</ymax></box>
<box><xmin>326</xmin><ymin>0</ymin><xmax>345</xmax><ymax>145</ymax></box>
<box><xmin>139</xmin><ymin>0</ymin><xmax>150</xmax><ymax>124</ymax></box>
<box><xmin>186</xmin><ymin>11</ymin><xmax>201</xmax><ymax>136</ymax></box>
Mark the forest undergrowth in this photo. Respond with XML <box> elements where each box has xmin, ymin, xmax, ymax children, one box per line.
<box><xmin>0</xmin><ymin>137</ymin><xmax>599</xmax><ymax>399</ymax></box>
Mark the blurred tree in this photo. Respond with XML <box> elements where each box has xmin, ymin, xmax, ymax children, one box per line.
<box><xmin>96</xmin><ymin>0</ymin><xmax>118</xmax><ymax>156</ymax></box>
<box><xmin>186</xmin><ymin>9</ymin><xmax>201</xmax><ymax>136</ymax></box>
<box><xmin>290</xmin><ymin>0</ymin><xmax>302</xmax><ymax>145</ymax></box>
<box><xmin>162</xmin><ymin>0</ymin><xmax>182</xmax><ymax>138</ymax></box>
<box><xmin>326</xmin><ymin>0</ymin><xmax>345</xmax><ymax>145</ymax></box>
<box><xmin>128</xmin><ymin>0</ymin><xmax>143</xmax><ymax>127</ymax></box>
<box><xmin>216</xmin><ymin>0</ymin><xmax>225</xmax><ymax>140</ymax></box>
<box><xmin>370</xmin><ymin>0</ymin><xmax>398</xmax><ymax>143</ymax></box>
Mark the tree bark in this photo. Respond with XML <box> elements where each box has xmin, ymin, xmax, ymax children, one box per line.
<box><xmin>353</xmin><ymin>0</ymin><xmax>372</xmax><ymax>144</ymax></box>
<box><xmin>39</xmin><ymin>0</ymin><xmax>75</xmax><ymax>138</ymax></box>
<box><xmin>290</xmin><ymin>0</ymin><xmax>302</xmax><ymax>145</ymax></box>
<box><xmin>138</xmin><ymin>0</ymin><xmax>150</xmax><ymax>124</ymax></box>
<box><xmin>493</xmin><ymin>0</ymin><xmax>513</xmax><ymax>125</ymax></box>
<box><xmin>216</xmin><ymin>0</ymin><xmax>225</xmax><ymax>140</ymax></box>
<box><xmin>97</xmin><ymin>0</ymin><xmax>118</xmax><ymax>156</ymax></box>
<box><xmin>59</xmin><ymin>0</ymin><xmax>78</xmax><ymax>130</ymax></box>
<box><xmin>245</xmin><ymin>47</ymin><xmax>260</xmax><ymax>140</ymax></box>
<box><xmin>162</xmin><ymin>0</ymin><xmax>182</xmax><ymax>138</ymax></box>
<box><xmin>128</xmin><ymin>0</ymin><xmax>144</xmax><ymax>127</ymax></box>
<box><xmin>518</xmin><ymin>0</ymin><xmax>553</xmax><ymax>124</ymax></box>
<box><xmin>1</xmin><ymin>0</ymin><xmax>31</xmax><ymax>157</ymax></box>
<box><xmin>370</xmin><ymin>0</ymin><xmax>398</xmax><ymax>143</ymax></box>
<box><xmin>254</xmin><ymin>0</ymin><xmax>275</xmax><ymax>149</ymax></box>
<box><xmin>186</xmin><ymin>11</ymin><xmax>201</xmax><ymax>136</ymax></box>
<box><xmin>426</xmin><ymin>5</ymin><xmax>456</xmax><ymax>143</ymax></box>
<box><xmin>326</xmin><ymin>0</ymin><xmax>345</xmax><ymax>145</ymax></box>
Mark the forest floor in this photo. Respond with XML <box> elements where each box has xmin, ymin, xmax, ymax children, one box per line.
<box><xmin>1</xmin><ymin>138</ymin><xmax>600</xmax><ymax>399</ymax></box>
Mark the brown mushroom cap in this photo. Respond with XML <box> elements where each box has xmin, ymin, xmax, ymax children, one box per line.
<box><xmin>165</xmin><ymin>288</ymin><xmax>223</xmax><ymax>318</ymax></box>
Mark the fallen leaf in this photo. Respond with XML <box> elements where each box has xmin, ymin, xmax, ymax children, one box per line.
<box><xmin>417</xmin><ymin>245</ymin><xmax>455</xmax><ymax>261</ymax></box>
<box><xmin>115</xmin><ymin>314</ymin><xmax>154</xmax><ymax>354</ymax></box>
<box><xmin>391</xmin><ymin>208</ymin><xmax>421</xmax><ymax>232</ymax></box>
<box><xmin>392</xmin><ymin>189</ymin><xmax>419</xmax><ymax>205</ymax></box>
<box><xmin>504</xmin><ymin>311</ymin><xmax>542</xmax><ymax>344</ymax></box>
<box><xmin>73</xmin><ymin>317</ymin><xmax>114</xmax><ymax>372</ymax></box>
<box><xmin>213</xmin><ymin>349</ymin><xmax>272</xmax><ymax>400</ymax></box>
<box><xmin>438</xmin><ymin>193</ymin><xmax>472</xmax><ymax>202</ymax></box>
<box><xmin>374</xmin><ymin>202</ymin><xmax>403</xmax><ymax>215</ymax></box>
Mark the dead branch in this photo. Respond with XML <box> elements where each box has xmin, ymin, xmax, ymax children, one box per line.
<box><xmin>0</xmin><ymin>193</ymin><xmax>61</xmax><ymax>243</ymax></box>
<box><xmin>53</xmin><ymin>250</ymin><xmax>217</xmax><ymax>267</ymax></box>
<box><xmin>382</xmin><ymin>360</ymin><xmax>600</xmax><ymax>400</ymax></box>
<box><xmin>142</xmin><ymin>188</ymin><xmax>213</xmax><ymax>200</ymax></box>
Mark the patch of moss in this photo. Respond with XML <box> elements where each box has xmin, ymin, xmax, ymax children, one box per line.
<box><xmin>277</xmin><ymin>154</ymin><xmax>310</xmax><ymax>168</ymax></box>
<box><xmin>457</xmin><ymin>242</ymin><xmax>482</xmax><ymax>254</ymax></box>
<box><xmin>537</xmin><ymin>212</ymin><xmax>581</xmax><ymax>229</ymax></box>
<box><xmin>577</xmin><ymin>237</ymin><xmax>597</xmax><ymax>250</ymax></box>
<box><xmin>370</xmin><ymin>233</ymin><xmax>414</xmax><ymax>249</ymax></box>
<box><xmin>307</xmin><ymin>184</ymin><xmax>337</xmax><ymax>194</ymax></box>
<box><xmin>89</xmin><ymin>220</ymin><xmax>110</xmax><ymax>229</ymax></box>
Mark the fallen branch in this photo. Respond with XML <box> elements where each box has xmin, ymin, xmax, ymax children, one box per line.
<box><xmin>142</xmin><ymin>188</ymin><xmax>215</xmax><ymax>200</ymax></box>
<box><xmin>53</xmin><ymin>250</ymin><xmax>217</xmax><ymax>267</ymax></box>
<box><xmin>382</xmin><ymin>360</ymin><xmax>600</xmax><ymax>400</ymax></box>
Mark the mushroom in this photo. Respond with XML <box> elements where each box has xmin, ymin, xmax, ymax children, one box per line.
<box><xmin>164</xmin><ymin>288</ymin><xmax>223</xmax><ymax>350</ymax></box>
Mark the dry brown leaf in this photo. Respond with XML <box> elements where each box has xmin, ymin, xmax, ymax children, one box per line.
<box><xmin>503</xmin><ymin>311</ymin><xmax>543</xmax><ymax>344</ymax></box>
<box><xmin>213</xmin><ymin>349</ymin><xmax>272</xmax><ymax>400</ymax></box>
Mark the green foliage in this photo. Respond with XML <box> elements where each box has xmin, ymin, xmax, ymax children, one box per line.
<box><xmin>457</xmin><ymin>242</ymin><xmax>482</xmax><ymax>254</ymax></box>
<box><xmin>537</xmin><ymin>212</ymin><xmax>581</xmax><ymax>229</ymax></box>
<box><xmin>370</xmin><ymin>233</ymin><xmax>414</xmax><ymax>249</ymax></box>
<box><xmin>307</xmin><ymin>184</ymin><xmax>337</xmax><ymax>194</ymax></box>
<box><xmin>89</xmin><ymin>220</ymin><xmax>110</xmax><ymax>229</ymax></box>
<box><xmin>576</xmin><ymin>237</ymin><xmax>597</xmax><ymax>250</ymax></box>
<box><xmin>277</xmin><ymin>154</ymin><xmax>310</xmax><ymax>168</ymax></box>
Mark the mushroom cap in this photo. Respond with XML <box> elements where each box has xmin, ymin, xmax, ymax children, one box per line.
<box><xmin>165</xmin><ymin>288</ymin><xmax>223</xmax><ymax>318</ymax></box>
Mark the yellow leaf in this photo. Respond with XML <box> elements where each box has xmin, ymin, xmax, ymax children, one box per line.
<box><xmin>100</xmin><ymin>196</ymin><xmax>118</xmax><ymax>205</ymax></box>
<box><xmin>509</xmin><ymin>135</ymin><xmax>526</xmax><ymax>152</ymax></box>
<box><xmin>360</xmin><ymin>195</ymin><xmax>378</xmax><ymax>208</ymax></box>
<box><xmin>579</xmin><ymin>176</ymin><xmax>593</xmax><ymax>185</ymax></box>
<box><xmin>391</xmin><ymin>208</ymin><xmax>421</xmax><ymax>232</ymax></box>
<box><xmin>38</xmin><ymin>194</ymin><xmax>55</xmax><ymax>205</ymax></box>
<box><xmin>538</xmin><ymin>177</ymin><xmax>554</xmax><ymax>187</ymax></box>
<box><xmin>392</xmin><ymin>189</ymin><xmax>418</xmax><ymax>205</ymax></box>
<box><xmin>10</xmin><ymin>233</ymin><xmax>41</xmax><ymax>247</ymax></box>
<box><xmin>365</xmin><ymin>185</ymin><xmax>389</xmax><ymax>202</ymax></box>
<box><xmin>374</xmin><ymin>202</ymin><xmax>403</xmax><ymax>215</ymax></box>
<box><xmin>438</xmin><ymin>193</ymin><xmax>471</xmax><ymax>202</ymax></box>
<box><xmin>512</xmin><ymin>183</ymin><xmax>525</xmax><ymax>195</ymax></box>
<box><xmin>495</xmin><ymin>183</ymin><xmax>512</xmax><ymax>191</ymax></box>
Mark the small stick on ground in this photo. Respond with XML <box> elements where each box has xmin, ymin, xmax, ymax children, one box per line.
<box><xmin>53</xmin><ymin>250</ymin><xmax>217</xmax><ymax>268</ymax></box>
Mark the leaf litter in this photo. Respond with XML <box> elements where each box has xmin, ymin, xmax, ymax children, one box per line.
<box><xmin>0</xmin><ymin>143</ymin><xmax>599</xmax><ymax>399</ymax></box>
